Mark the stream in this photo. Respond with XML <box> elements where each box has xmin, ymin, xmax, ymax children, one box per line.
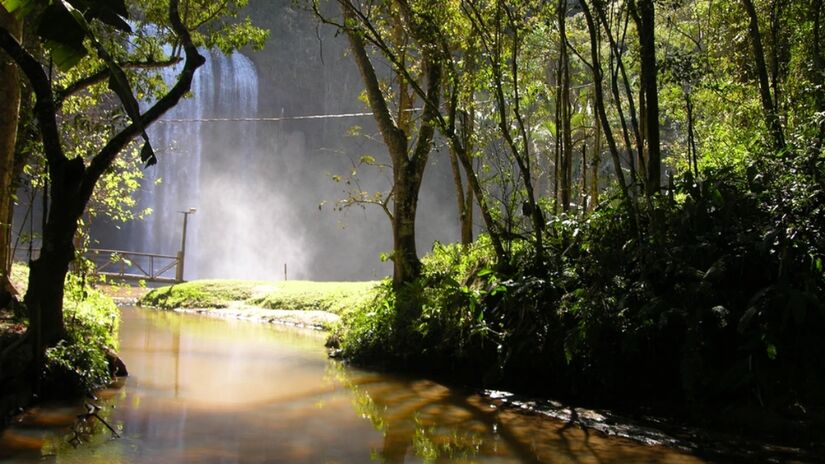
<box><xmin>0</xmin><ymin>307</ymin><xmax>705</xmax><ymax>463</ymax></box>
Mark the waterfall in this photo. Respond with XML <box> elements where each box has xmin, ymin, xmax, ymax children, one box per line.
<box><xmin>131</xmin><ymin>49</ymin><xmax>286</xmax><ymax>280</ymax></box>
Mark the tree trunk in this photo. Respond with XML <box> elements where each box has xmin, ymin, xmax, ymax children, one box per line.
<box><xmin>559</xmin><ymin>0</ymin><xmax>573</xmax><ymax>212</ymax></box>
<box><xmin>450</xmin><ymin>135</ymin><xmax>506</xmax><ymax>259</ymax></box>
<box><xmin>0</xmin><ymin>9</ymin><xmax>21</xmax><ymax>300</ymax></box>
<box><xmin>634</xmin><ymin>0</ymin><xmax>662</xmax><ymax>195</ymax></box>
<box><xmin>448</xmin><ymin>145</ymin><xmax>473</xmax><ymax>246</ymax></box>
<box><xmin>742</xmin><ymin>0</ymin><xmax>786</xmax><ymax>151</ymax></box>
<box><xmin>392</xmin><ymin>159</ymin><xmax>422</xmax><ymax>286</ymax></box>
<box><xmin>341</xmin><ymin>3</ymin><xmax>440</xmax><ymax>288</ymax></box>
<box><xmin>591</xmin><ymin>97</ymin><xmax>601</xmax><ymax>209</ymax></box>
<box><xmin>595</xmin><ymin>3</ymin><xmax>643</xmax><ymax>192</ymax></box>
<box><xmin>24</xmin><ymin>154</ymin><xmax>89</xmax><ymax>346</ymax></box>
<box><xmin>581</xmin><ymin>0</ymin><xmax>629</xmax><ymax>199</ymax></box>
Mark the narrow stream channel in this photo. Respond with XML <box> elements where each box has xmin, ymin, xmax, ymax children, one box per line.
<box><xmin>0</xmin><ymin>307</ymin><xmax>704</xmax><ymax>463</ymax></box>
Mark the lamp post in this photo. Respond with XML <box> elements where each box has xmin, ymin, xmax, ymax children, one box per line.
<box><xmin>176</xmin><ymin>207</ymin><xmax>197</xmax><ymax>282</ymax></box>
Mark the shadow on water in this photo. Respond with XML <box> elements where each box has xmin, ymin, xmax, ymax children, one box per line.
<box><xmin>0</xmin><ymin>307</ymin><xmax>704</xmax><ymax>463</ymax></box>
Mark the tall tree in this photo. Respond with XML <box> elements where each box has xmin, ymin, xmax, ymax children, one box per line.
<box><xmin>631</xmin><ymin>0</ymin><xmax>662</xmax><ymax>194</ymax></box>
<box><xmin>0</xmin><ymin>0</ymin><xmax>204</xmax><ymax>350</ymax></box>
<box><xmin>580</xmin><ymin>0</ymin><xmax>628</xmax><ymax>200</ymax></box>
<box><xmin>558</xmin><ymin>0</ymin><xmax>573</xmax><ymax>211</ymax></box>
<box><xmin>741</xmin><ymin>0</ymin><xmax>786</xmax><ymax>151</ymax></box>
<box><xmin>336</xmin><ymin>0</ymin><xmax>442</xmax><ymax>288</ymax></box>
<box><xmin>0</xmin><ymin>7</ymin><xmax>20</xmax><ymax>305</ymax></box>
<box><xmin>464</xmin><ymin>0</ymin><xmax>546</xmax><ymax>260</ymax></box>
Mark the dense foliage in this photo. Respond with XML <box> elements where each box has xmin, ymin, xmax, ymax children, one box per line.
<box><xmin>7</xmin><ymin>264</ymin><xmax>120</xmax><ymax>396</ymax></box>
<box><xmin>43</xmin><ymin>275</ymin><xmax>120</xmax><ymax>396</ymax></box>
<box><xmin>333</xmin><ymin>151</ymin><xmax>825</xmax><ymax>417</ymax></box>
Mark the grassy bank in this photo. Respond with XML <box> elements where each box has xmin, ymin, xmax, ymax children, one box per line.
<box><xmin>140</xmin><ymin>279</ymin><xmax>379</xmax><ymax>319</ymax></box>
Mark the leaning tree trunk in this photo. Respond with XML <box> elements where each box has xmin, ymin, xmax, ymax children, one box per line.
<box><xmin>0</xmin><ymin>8</ymin><xmax>21</xmax><ymax>299</ymax></box>
<box><xmin>1</xmin><ymin>0</ymin><xmax>204</xmax><ymax>358</ymax></box>
<box><xmin>24</xmin><ymin>159</ymin><xmax>86</xmax><ymax>346</ymax></box>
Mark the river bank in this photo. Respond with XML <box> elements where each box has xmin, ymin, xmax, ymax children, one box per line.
<box><xmin>122</xmin><ymin>278</ymin><xmax>825</xmax><ymax>462</ymax></box>
<box><xmin>115</xmin><ymin>281</ymin><xmax>823</xmax><ymax>462</ymax></box>
<box><xmin>0</xmin><ymin>306</ymin><xmax>711</xmax><ymax>463</ymax></box>
<box><xmin>131</xmin><ymin>279</ymin><xmax>376</xmax><ymax>331</ymax></box>
<box><xmin>1</xmin><ymin>265</ymin><xmax>123</xmax><ymax>428</ymax></box>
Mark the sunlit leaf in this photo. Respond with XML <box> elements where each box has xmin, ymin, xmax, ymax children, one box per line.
<box><xmin>0</xmin><ymin>0</ymin><xmax>31</xmax><ymax>14</ymax></box>
<box><xmin>359</xmin><ymin>155</ymin><xmax>376</xmax><ymax>165</ymax></box>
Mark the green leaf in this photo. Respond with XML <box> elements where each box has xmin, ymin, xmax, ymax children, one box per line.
<box><xmin>1</xmin><ymin>0</ymin><xmax>30</xmax><ymax>14</ymax></box>
<box><xmin>766</xmin><ymin>343</ymin><xmax>777</xmax><ymax>360</ymax></box>
<box><xmin>477</xmin><ymin>267</ymin><xmax>494</xmax><ymax>277</ymax></box>
<box><xmin>44</xmin><ymin>40</ymin><xmax>85</xmax><ymax>70</ymax></box>
<box><xmin>38</xmin><ymin>3</ymin><xmax>88</xmax><ymax>70</ymax></box>
<box><xmin>73</xmin><ymin>0</ymin><xmax>131</xmax><ymax>32</ymax></box>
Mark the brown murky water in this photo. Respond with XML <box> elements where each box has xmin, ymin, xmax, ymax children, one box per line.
<box><xmin>0</xmin><ymin>307</ymin><xmax>704</xmax><ymax>463</ymax></box>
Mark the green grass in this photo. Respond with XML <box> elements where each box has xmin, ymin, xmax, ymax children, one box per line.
<box><xmin>141</xmin><ymin>279</ymin><xmax>378</xmax><ymax>315</ymax></box>
<box><xmin>140</xmin><ymin>279</ymin><xmax>268</xmax><ymax>309</ymax></box>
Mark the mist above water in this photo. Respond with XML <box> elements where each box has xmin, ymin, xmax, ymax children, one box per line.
<box><xmin>127</xmin><ymin>50</ymin><xmax>307</xmax><ymax>280</ymax></box>
<box><xmin>98</xmin><ymin>1</ymin><xmax>463</xmax><ymax>281</ymax></box>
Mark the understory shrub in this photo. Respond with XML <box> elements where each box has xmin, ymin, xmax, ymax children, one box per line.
<box><xmin>42</xmin><ymin>274</ymin><xmax>120</xmax><ymax>396</ymax></box>
<box><xmin>334</xmin><ymin>153</ymin><xmax>825</xmax><ymax>413</ymax></box>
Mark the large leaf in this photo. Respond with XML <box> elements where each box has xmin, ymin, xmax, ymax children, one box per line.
<box><xmin>68</xmin><ymin>0</ymin><xmax>131</xmax><ymax>32</ymax></box>
<box><xmin>27</xmin><ymin>0</ymin><xmax>132</xmax><ymax>70</ymax></box>
<box><xmin>0</xmin><ymin>0</ymin><xmax>32</xmax><ymax>14</ymax></box>
<box><xmin>43</xmin><ymin>39</ymin><xmax>85</xmax><ymax>70</ymax></box>
<box><xmin>140</xmin><ymin>141</ymin><xmax>156</xmax><ymax>167</ymax></box>
<box><xmin>37</xmin><ymin>2</ymin><xmax>88</xmax><ymax>70</ymax></box>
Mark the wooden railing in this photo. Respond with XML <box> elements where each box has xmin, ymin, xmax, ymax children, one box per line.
<box><xmin>85</xmin><ymin>249</ymin><xmax>181</xmax><ymax>283</ymax></box>
<box><xmin>15</xmin><ymin>247</ymin><xmax>183</xmax><ymax>283</ymax></box>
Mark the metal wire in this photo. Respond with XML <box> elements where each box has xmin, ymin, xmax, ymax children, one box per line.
<box><xmin>156</xmin><ymin>109</ymin><xmax>421</xmax><ymax>124</ymax></box>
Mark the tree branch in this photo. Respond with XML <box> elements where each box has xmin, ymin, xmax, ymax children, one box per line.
<box><xmin>0</xmin><ymin>26</ymin><xmax>66</xmax><ymax>168</ymax></box>
<box><xmin>78</xmin><ymin>0</ymin><xmax>205</xmax><ymax>209</ymax></box>
<box><xmin>55</xmin><ymin>58</ymin><xmax>182</xmax><ymax>107</ymax></box>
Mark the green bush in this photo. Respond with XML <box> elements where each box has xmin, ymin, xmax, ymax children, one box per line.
<box><xmin>42</xmin><ymin>274</ymin><xmax>120</xmax><ymax>396</ymax></box>
<box><xmin>335</xmin><ymin>153</ymin><xmax>825</xmax><ymax>412</ymax></box>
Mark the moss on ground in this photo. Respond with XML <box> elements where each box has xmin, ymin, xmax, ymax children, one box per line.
<box><xmin>141</xmin><ymin>279</ymin><xmax>378</xmax><ymax>315</ymax></box>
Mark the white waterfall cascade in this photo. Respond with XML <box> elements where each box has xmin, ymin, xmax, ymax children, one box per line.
<box><xmin>133</xmin><ymin>49</ymin><xmax>310</xmax><ymax>280</ymax></box>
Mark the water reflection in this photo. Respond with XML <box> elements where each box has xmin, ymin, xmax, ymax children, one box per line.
<box><xmin>336</xmin><ymin>368</ymin><xmax>702</xmax><ymax>464</ymax></box>
<box><xmin>0</xmin><ymin>308</ymin><xmax>702</xmax><ymax>463</ymax></box>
